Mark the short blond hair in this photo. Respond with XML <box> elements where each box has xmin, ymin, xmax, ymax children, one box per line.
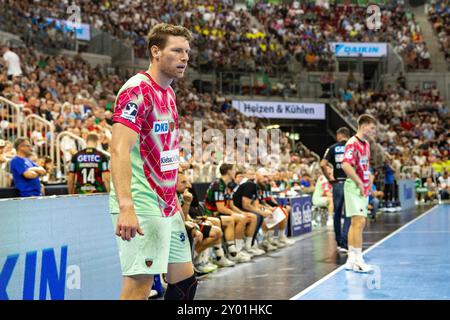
<box><xmin>147</xmin><ymin>23</ymin><xmax>192</xmax><ymax>61</ymax></box>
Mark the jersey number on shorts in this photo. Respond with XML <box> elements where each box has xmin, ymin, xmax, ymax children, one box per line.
<box><xmin>81</xmin><ymin>168</ymin><xmax>96</xmax><ymax>184</ymax></box>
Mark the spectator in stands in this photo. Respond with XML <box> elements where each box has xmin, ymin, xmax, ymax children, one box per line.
<box><xmin>424</xmin><ymin>176</ymin><xmax>438</xmax><ymax>203</ymax></box>
<box><xmin>300</xmin><ymin>173</ymin><xmax>315</xmax><ymax>194</ymax></box>
<box><xmin>0</xmin><ymin>139</ymin><xmax>6</xmax><ymax>164</ymax></box>
<box><xmin>10</xmin><ymin>138</ymin><xmax>46</xmax><ymax>197</ymax></box>
<box><xmin>0</xmin><ymin>44</ymin><xmax>22</xmax><ymax>80</ymax></box>
<box><xmin>438</xmin><ymin>170</ymin><xmax>450</xmax><ymax>200</ymax></box>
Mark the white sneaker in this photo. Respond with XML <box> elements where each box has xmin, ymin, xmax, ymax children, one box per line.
<box><xmin>239</xmin><ymin>250</ymin><xmax>253</xmax><ymax>259</ymax></box>
<box><xmin>272</xmin><ymin>238</ymin><xmax>286</xmax><ymax>248</ymax></box>
<box><xmin>261</xmin><ymin>240</ymin><xmax>277</xmax><ymax>252</ymax></box>
<box><xmin>353</xmin><ymin>260</ymin><xmax>374</xmax><ymax>273</ymax></box>
<box><xmin>279</xmin><ymin>236</ymin><xmax>295</xmax><ymax>246</ymax></box>
<box><xmin>148</xmin><ymin>289</ymin><xmax>159</xmax><ymax>299</ymax></box>
<box><xmin>268</xmin><ymin>238</ymin><xmax>280</xmax><ymax>249</ymax></box>
<box><xmin>326</xmin><ymin>217</ymin><xmax>334</xmax><ymax>227</ymax></box>
<box><xmin>236</xmin><ymin>251</ymin><xmax>252</xmax><ymax>263</ymax></box>
<box><xmin>246</xmin><ymin>245</ymin><xmax>266</xmax><ymax>256</ymax></box>
<box><xmin>228</xmin><ymin>251</ymin><xmax>251</xmax><ymax>263</ymax></box>
<box><xmin>337</xmin><ymin>246</ymin><xmax>348</xmax><ymax>253</ymax></box>
<box><xmin>214</xmin><ymin>255</ymin><xmax>235</xmax><ymax>267</ymax></box>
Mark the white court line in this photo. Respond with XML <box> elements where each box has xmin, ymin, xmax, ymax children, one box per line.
<box><xmin>289</xmin><ymin>204</ymin><xmax>440</xmax><ymax>300</ymax></box>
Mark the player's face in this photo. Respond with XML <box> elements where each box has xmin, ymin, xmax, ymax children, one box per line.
<box><xmin>363</xmin><ymin>123</ymin><xmax>377</xmax><ymax>139</ymax></box>
<box><xmin>176</xmin><ymin>174</ymin><xmax>189</xmax><ymax>193</ymax></box>
<box><xmin>158</xmin><ymin>36</ymin><xmax>190</xmax><ymax>80</ymax></box>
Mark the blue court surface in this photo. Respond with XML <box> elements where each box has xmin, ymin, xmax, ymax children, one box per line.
<box><xmin>292</xmin><ymin>204</ymin><xmax>450</xmax><ymax>300</ymax></box>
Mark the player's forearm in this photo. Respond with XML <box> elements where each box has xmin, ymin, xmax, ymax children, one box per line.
<box><xmin>67</xmin><ymin>175</ymin><xmax>74</xmax><ymax>194</ymax></box>
<box><xmin>218</xmin><ymin>205</ymin><xmax>237</xmax><ymax>216</ymax></box>
<box><xmin>320</xmin><ymin>160</ymin><xmax>333</xmax><ymax>181</ymax></box>
<box><xmin>243</xmin><ymin>202</ymin><xmax>265</xmax><ymax>215</ymax></box>
<box><xmin>182</xmin><ymin>203</ymin><xmax>191</xmax><ymax>216</ymax></box>
<box><xmin>343</xmin><ymin>164</ymin><xmax>363</xmax><ymax>187</ymax></box>
<box><xmin>111</xmin><ymin>150</ymin><xmax>134</xmax><ymax>210</ymax></box>
<box><xmin>103</xmin><ymin>173</ymin><xmax>110</xmax><ymax>193</ymax></box>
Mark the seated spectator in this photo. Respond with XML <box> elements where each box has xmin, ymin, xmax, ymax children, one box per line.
<box><xmin>423</xmin><ymin>177</ymin><xmax>438</xmax><ymax>203</ymax></box>
<box><xmin>300</xmin><ymin>173</ymin><xmax>315</xmax><ymax>194</ymax></box>
<box><xmin>10</xmin><ymin>138</ymin><xmax>46</xmax><ymax>197</ymax></box>
<box><xmin>414</xmin><ymin>172</ymin><xmax>428</xmax><ymax>204</ymax></box>
<box><xmin>437</xmin><ymin>170</ymin><xmax>450</xmax><ymax>200</ymax></box>
<box><xmin>312</xmin><ymin>166</ymin><xmax>334</xmax><ymax>226</ymax></box>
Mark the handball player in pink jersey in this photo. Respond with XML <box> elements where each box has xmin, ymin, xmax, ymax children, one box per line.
<box><xmin>110</xmin><ymin>23</ymin><xmax>196</xmax><ymax>300</ymax></box>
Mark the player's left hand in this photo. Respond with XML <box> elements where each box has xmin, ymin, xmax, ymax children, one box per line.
<box><xmin>183</xmin><ymin>189</ymin><xmax>193</xmax><ymax>204</ymax></box>
<box><xmin>194</xmin><ymin>229</ymin><xmax>203</xmax><ymax>243</ymax></box>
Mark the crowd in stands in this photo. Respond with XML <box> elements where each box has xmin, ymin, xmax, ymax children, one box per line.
<box><xmin>0</xmin><ymin>0</ymin><xmax>289</xmax><ymax>75</ymax></box>
<box><xmin>428</xmin><ymin>0</ymin><xmax>450</xmax><ymax>68</ymax></box>
<box><xmin>253</xmin><ymin>0</ymin><xmax>431</xmax><ymax>71</ymax></box>
<box><xmin>2</xmin><ymin>0</ymin><xmax>438</xmax><ymax>74</ymax></box>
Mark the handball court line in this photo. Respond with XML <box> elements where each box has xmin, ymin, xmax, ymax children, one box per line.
<box><xmin>289</xmin><ymin>204</ymin><xmax>439</xmax><ymax>300</ymax></box>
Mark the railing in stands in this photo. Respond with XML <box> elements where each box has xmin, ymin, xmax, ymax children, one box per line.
<box><xmin>0</xmin><ymin>162</ymin><xmax>11</xmax><ymax>188</ymax></box>
<box><xmin>0</xmin><ymin>96</ymin><xmax>29</xmax><ymax>141</ymax></box>
<box><xmin>24</xmin><ymin>114</ymin><xmax>55</xmax><ymax>164</ymax></box>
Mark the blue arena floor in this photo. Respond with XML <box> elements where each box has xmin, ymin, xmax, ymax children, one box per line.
<box><xmin>292</xmin><ymin>204</ymin><xmax>450</xmax><ymax>300</ymax></box>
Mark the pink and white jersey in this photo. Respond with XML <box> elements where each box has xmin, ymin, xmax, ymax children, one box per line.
<box><xmin>110</xmin><ymin>72</ymin><xmax>180</xmax><ymax>217</ymax></box>
<box><xmin>342</xmin><ymin>135</ymin><xmax>371</xmax><ymax>196</ymax></box>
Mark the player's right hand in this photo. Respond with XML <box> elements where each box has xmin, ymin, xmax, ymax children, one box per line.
<box><xmin>116</xmin><ymin>207</ymin><xmax>144</xmax><ymax>241</ymax></box>
<box><xmin>357</xmin><ymin>182</ymin><xmax>365</xmax><ymax>197</ymax></box>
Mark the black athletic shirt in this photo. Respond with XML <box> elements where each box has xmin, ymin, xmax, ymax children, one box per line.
<box><xmin>323</xmin><ymin>141</ymin><xmax>347</xmax><ymax>180</ymax></box>
<box><xmin>233</xmin><ymin>180</ymin><xmax>260</xmax><ymax>210</ymax></box>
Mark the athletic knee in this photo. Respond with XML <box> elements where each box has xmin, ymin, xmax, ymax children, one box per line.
<box><xmin>211</xmin><ymin>226</ymin><xmax>223</xmax><ymax>239</ymax></box>
<box><xmin>352</xmin><ymin>217</ymin><xmax>366</xmax><ymax>229</ymax></box>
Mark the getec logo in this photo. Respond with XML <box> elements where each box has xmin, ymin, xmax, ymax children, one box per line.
<box><xmin>0</xmin><ymin>246</ymin><xmax>80</xmax><ymax>300</ymax></box>
<box><xmin>77</xmin><ymin>154</ymin><xmax>101</xmax><ymax>162</ymax></box>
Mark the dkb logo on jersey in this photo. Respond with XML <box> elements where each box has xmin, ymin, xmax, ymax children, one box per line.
<box><xmin>121</xmin><ymin>102</ymin><xmax>138</xmax><ymax>123</ymax></box>
<box><xmin>153</xmin><ymin>121</ymin><xmax>169</xmax><ymax>134</ymax></box>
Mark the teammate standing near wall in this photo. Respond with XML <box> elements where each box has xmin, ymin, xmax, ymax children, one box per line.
<box><xmin>67</xmin><ymin>133</ymin><xmax>110</xmax><ymax>194</ymax></box>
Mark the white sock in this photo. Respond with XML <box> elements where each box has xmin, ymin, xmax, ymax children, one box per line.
<box><xmin>267</xmin><ymin>230</ymin><xmax>274</xmax><ymax>240</ymax></box>
<box><xmin>236</xmin><ymin>239</ymin><xmax>244</xmax><ymax>252</ymax></box>
<box><xmin>354</xmin><ymin>247</ymin><xmax>363</xmax><ymax>261</ymax></box>
<box><xmin>245</xmin><ymin>237</ymin><xmax>253</xmax><ymax>250</ymax></box>
<box><xmin>278</xmin><ymin>232</ymin><xmax>286</xmax><ymax>241</ymax></box>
